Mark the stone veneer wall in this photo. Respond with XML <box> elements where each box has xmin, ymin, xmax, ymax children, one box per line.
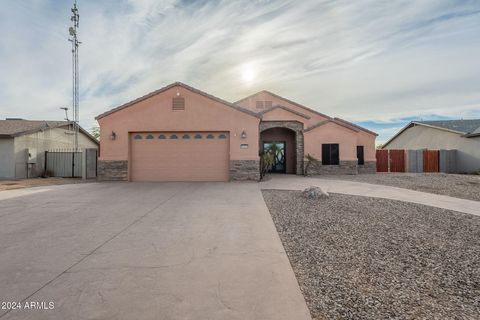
<box><xmin>304</xmin><ymin>160</ymin><xmax>358</xmax><ymax>175</ymax></box>
<box><xmin>98</xmin><ymin>160</ymin><xmax>128</xmax><ymax>181</ymax></box>
<box><xmin>358</xmin><ymin>161</ymin><xmax>376</xmax><ymax>174</ymax></box>
<box><xmin>229</xmin><ymin>160</ymin><xmax>260</xmax><ymax>181</ymax></box>
<box><xmin>259</xmin><ymin>121</ymin><xmax>304</xmax><ymax>175</ymax></box>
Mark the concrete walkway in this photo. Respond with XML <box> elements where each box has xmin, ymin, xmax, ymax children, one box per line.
<box><xmin>260</xmin><ymin>175</ymin><xmax>480</xmax><ymax>216</ymax></box>
<box><xmin>0</xmin><ymin>182</ymin><xmax>311</xmax><ymax>320</ymax></box>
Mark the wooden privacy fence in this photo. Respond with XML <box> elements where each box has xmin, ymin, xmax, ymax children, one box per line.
<box><xmin>423</xmin><ymin>150</ymin><xmax>439</xmax><ymax>173</ymax></box>
<box><xmin>389</xmin><ymin>150</ymin><xmax>405</xmax><ymax>172</ymax></box>
<box><xmin>45</xmin><ymin>148</ymin><xmax>98</xmax><ymax>178</ymax></box>
<box><xmin>376</xmin><ymin>149</ymin><xmax>452</xmax><ymax>173</ymax></box>
<box><xmin>376</xmin><ymin>150</ymin><xmax>388</xmax><ymax>172</ymax></box>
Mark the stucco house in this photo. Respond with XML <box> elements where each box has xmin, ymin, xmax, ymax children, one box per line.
<box><xmin>382</xmin><ymin>119</ymin><xmax>480</xmax><ymax>173</ymax></box>
<box><xmin>96</xmin><ymin>82</ymin><xmax>377</xmax><ymax>181</ymax></box>
<box><xmin>0</xmin><ymin>119</ymin><xmax>99</xmax><ymax>179</ymax></box>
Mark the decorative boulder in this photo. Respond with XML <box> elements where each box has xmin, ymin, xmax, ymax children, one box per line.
<box><xmin>301</xmin><ymin>186</ymin><xmax>329</xmax><ymax>199</ymax></box>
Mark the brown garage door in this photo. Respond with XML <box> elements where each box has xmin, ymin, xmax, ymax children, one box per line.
<box><xmin>130</xmin><ymin>132</ymin><xmax>229</xmax><ymax>182</ymax></box>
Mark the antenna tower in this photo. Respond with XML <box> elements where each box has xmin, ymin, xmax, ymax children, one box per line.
<box><xmin>69</xmin><ymin>0</ymin><xmax>80</xmax><ymax>151</ymax></box>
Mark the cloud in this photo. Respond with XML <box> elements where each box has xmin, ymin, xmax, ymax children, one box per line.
<box><xmin>0</xmin><ymin>0</ymin><xmax>479</xmax><ymax>139</ymax></box>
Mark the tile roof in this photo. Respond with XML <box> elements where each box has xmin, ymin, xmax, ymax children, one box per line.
<box><xmin>0</xmin><ymin>120</ymin><xmax>69</xmax><ymax>137</ymax></box>
<box><xmin>416</xmin><ymin>119</ymin><xmax>480</xmax><ymax>134</ymax></box>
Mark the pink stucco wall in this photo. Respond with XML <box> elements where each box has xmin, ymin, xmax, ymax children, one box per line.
<box><xmin>356</xmin><ymin>130</ymin><xmax>376</xmax><ymax>161</ymax></box>
<box><xmin>98</xmin><ymin>85</ymin><xmax>260</xmax><ymax>162</ymax></box>
<box><xmin>237</xmin><ymin>91</ymin><xmax>376</xmax><ymax>162</ymax></box>
<box><xmin>98</xmin><ymin>85</ymin><xmax>376</xmax><ymax>171</ymax></box>
<box><xmin>304</xmin><ymin>122</ymin><xmax>358</xmax><ymax>160</ymax></box>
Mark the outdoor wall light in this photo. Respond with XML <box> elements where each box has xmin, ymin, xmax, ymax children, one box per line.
<box><xmin>241</xmin><ymin>129</ymin><xmax>247</xmax><ymax>139</ymax></box>
<box><xmin>109</xmin><ymin>131</ymin><xmax>117</xmax><ymax>140</ymax></box>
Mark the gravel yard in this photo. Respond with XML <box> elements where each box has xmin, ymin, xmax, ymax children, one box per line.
<box><xmin>262</xmin><ymin>190</ymin><xmax>480</xmax><ymax>320</ymax></box>
<box><xmin>319</xmin><ymin>173</ymin><xmax>480</xmax><ymax>201</ymax></box>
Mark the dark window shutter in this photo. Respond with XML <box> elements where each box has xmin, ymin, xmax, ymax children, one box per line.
<box><xmin>331</xmin><ymin>144</ymin><xmax>339</xmax><ymax>165</ymax></box>
<box><xmin>357</xmin><ymin>146</ymin><xmax>365</xmax><ymax>165</ymax></box>
<box><xmin>322</xmin><ymin>144</ymin><xmax>330</xmax><ymax>165</ymax></box>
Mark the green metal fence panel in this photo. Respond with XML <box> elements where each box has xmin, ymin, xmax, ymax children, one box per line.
<box><xmin>45</xmin><ymin>150</ymin><xmax>82</xmax><ymax>178</ymax></box>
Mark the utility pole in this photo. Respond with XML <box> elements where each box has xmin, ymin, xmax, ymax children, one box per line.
<box><xmin>68</xmin><ymin>0</ymin><xmax>80</xmax><ymax>152</ymax></box>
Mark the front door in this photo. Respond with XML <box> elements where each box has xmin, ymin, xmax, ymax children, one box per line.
<box><xmin>263</xmin><ymin>142</ymin><xmax>286</xmax><ymax>173</ymax></box>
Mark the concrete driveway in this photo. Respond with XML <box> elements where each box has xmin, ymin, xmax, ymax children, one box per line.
<box><xmin>0</xmin><ymin>182</ymin><xmax>311</xmax><ymax>320</ymax></box>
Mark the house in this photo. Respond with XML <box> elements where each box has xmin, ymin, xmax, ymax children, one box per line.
<box><xmin>96</xmin><ymin>82</ymin><xmax>377</xmax><ymax>181</ymax></box>
<box><xmin>382</xmin><ymin>119</ymin><xmax>480</xmax><ymax>173</ymax></box>
<box><xmin>0</xmin><ymin>119</ymin><xmax>99</xmax><ymax>179</ymax></box>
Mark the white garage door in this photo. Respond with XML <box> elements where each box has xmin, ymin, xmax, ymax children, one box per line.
<box><xmin>130</xmin><ymin>132</ymin><xmax>229</xmax><ymax>182</ymax></box>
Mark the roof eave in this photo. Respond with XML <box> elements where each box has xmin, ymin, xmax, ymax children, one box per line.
<box><xmin>304</xmin><ymin>119</ymin><xmax>359</xmax><ymax>133</ymax></box>
<box><xmin>333</xmin><ymin>117</ymin><xmax>378</xmax><ymax>136</ymax></box>
<box><xmin>258</xmin><ymin>105</ymin><xmax>311</xmax><ymax>119</ymax></box>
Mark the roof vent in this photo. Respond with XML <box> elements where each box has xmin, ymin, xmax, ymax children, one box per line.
<box><xmin>172</xmin><ymin>97</ymin><xmax>185</xmax><ymax>111</ymax></box>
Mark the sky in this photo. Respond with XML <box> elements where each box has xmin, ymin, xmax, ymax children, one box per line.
<box><xmin>0</xmin><ymin>0</ymin><xmax>479</xmax><ymax>144</ymax></box>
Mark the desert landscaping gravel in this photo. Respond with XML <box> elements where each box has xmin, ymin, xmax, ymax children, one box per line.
<box><xmin>320</xmin><ymin>173</ymin><xmax>480</xmax><ymax>202</ymax></box>
<box><xmin>262</xmin><ymin>190</ymin><xmax>480</xmax><ymax>320</ymax></box>
<box><xmin>0</xmin><ymin>177</ymin><xmax>86</xmax><ymax>191</ymax></box>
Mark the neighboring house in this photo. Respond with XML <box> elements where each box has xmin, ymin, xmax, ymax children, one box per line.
<box><xmin>96</xmin><ymin>82</ymin><xmax>377</xmax><ymax>182</ymax></box>
<box><xmin>382</xmin><ymin>119</ymin><xmax>480</xmax><ymax>173</ymax></box>
<box><xmin>0</xmin><ymin>119</ymin><xmax>99</xmax><ymax>179</ymax></box>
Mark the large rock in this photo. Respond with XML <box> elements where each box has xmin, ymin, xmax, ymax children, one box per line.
<box><xmin>301</xmin><ymin>186</ymin><xmax>329</xmax><ymax>200</ymax></box>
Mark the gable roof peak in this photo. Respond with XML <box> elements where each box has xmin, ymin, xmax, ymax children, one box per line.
<box><xmin>235</xmin><ymin>89</ymin><xmax>333</xmax><ymax>120</ymax></box>
<box><xmin>96</xmin><ymin>82</ymin><xmax>260</xmax><ymax>120</ymax></box>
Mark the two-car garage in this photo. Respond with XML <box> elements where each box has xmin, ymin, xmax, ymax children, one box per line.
<box><xmin>130</xmin><ymin>132</ymin><xmax>230</xmax><ymax>182</ymax></box>
<box><xmin>96</xmin><ymin>82</ymin><xmax>261</xmax><ymax>182</ymax></box>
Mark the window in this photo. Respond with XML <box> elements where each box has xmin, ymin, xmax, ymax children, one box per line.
<box><xmin>357</xmin><ymin>146</ymin><xmax>365</xmax><ymax>165</ymax></box>
<box><xmin>170</xmin><ymin>134</ymin><xmax>178</xmax><ymax>139</ymax></box>
<box><xmin>322</xmin><ymin>144</ymin><xmax>339</xmax><ymax>165</ymax></box>
<box><xmin>264</xmin><ymin>101</ymin><xmax>273</xmax><ymax>108</ymax></box>
<box><xmin>206</xmin><ymin>134</ymin><xmax>214</xmax><ymax>139</ymax></box>
<box><xmin>256</xmin><ymin>101</ymin><xmax>264</xmax><ymax>109</ymax></box>
<box><xmin>194</xmin><ymin>134</ymin><xmax>202</xmax><ymax>139</ymax></box>
<box><xmin>146</xmin><ymin>134</ymin><xmax>154</xmax><ymax>139</ymax></box>
<box><xmin>159</xmin><ymin>134</ymin><xmax>166</xmax><ymax>139</ymax></box>
<box><xmin>172</xmin><ymin>97</ymin><xmax>185</xmax><ymax>111</ymax></box>
<box><xmin>218</xmin><ymin>133</ymin><xmax>227</xmax><ymax>139</ymax></box>
<box><xmin>182</xmin><ymin>134</ymin><xmax>190</xmax><ymax>139</ymax></box>
<box><xmin>133</xmin><ymin>134</ymin><xmax>142</xmax><ymax>140</ymax></box>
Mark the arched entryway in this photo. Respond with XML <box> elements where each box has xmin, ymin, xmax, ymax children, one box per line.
<box><xmin>260</xmin><ymin>121</ymin><xmax>304</xmax><ymax>175</ymax></box>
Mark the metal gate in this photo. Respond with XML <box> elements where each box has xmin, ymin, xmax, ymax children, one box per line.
<box><xmin>45</xmin><ymin>150</ymin><xmax>83</xmax><ymax>178</ymax></box>
<box><xmin>85</xmin><ymin>148</ymin><xmax>98</xmax><ymax>179</ymax></box>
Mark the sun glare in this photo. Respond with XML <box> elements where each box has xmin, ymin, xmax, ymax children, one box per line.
<box><xmin>241</xmin><ymin>63</ymin><xmax>256</xmax><ymax>83</ymax></box>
